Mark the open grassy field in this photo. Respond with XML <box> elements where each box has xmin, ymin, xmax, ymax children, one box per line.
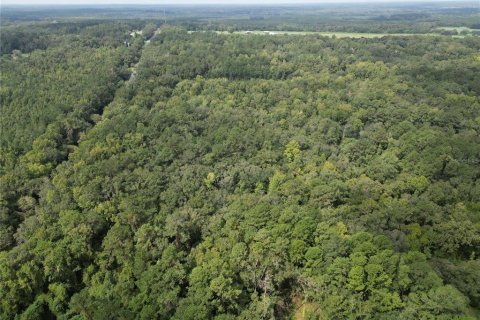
<box><xmin>235</xmin><ymin>31</ymin><xmax>400</xmax><ymax>37</ymax></box>
<box><xmin>189</xmin><ymin>30</ymin><xmax>472</xmax><ymax>38</ymax></box>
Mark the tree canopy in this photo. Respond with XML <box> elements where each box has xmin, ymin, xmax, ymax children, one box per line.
<box><xmin>0</xmin><ymin>9</ymin><xmax>479</xmax><ymax>319</ymax></box>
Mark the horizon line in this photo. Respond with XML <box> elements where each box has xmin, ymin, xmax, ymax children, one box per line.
<box><xmin>2</xmin><ymin>0</ymin><xmax>477</xmax><ymax>6</ymax></box>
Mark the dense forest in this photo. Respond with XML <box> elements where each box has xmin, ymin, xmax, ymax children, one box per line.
<box><xmin>1</xmin><ymin>3</ymin><xmax>480</xmax><ymax>319</ymax></box>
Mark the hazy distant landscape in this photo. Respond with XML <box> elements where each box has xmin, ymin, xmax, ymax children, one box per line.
<box><xmin>1</xmin><ymin>2</ymin><xmax>479</xmax><ymax>319</ymax></box>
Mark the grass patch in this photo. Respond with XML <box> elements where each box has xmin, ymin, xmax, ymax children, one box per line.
<box><xmin>189</xmin><ymin>30</ymin><xmax>474</xmax><ymax>38</ymax></box>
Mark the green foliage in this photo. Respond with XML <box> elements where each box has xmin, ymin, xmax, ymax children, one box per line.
<box><xmin>0</xmin><ymin>14</ymin><xmax>479</xmax><ymax>320</ymax></box>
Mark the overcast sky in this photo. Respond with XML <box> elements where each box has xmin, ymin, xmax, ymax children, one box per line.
<box><xmin>1</xmin><ymin>0</ymin><xmax>468</xmax><ymax>5</ymax></box>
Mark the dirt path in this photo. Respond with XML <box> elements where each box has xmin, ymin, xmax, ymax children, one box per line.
<box><xmin>128</xmin><ymin>28</ymin><xmax>161</xmax><ymax>84</ymax></box>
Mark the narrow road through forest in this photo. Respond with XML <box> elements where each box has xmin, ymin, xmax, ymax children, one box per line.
<box><xmin>128</xmin><ymin>28</ymin><xmax>161</xmax><ymax>84</ymax></box>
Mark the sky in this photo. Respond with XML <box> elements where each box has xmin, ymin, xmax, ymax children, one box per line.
<box><xmin>1</xmin><ymin>0</ymin><xmax>468</xmax><ymax>5</ymax></box>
